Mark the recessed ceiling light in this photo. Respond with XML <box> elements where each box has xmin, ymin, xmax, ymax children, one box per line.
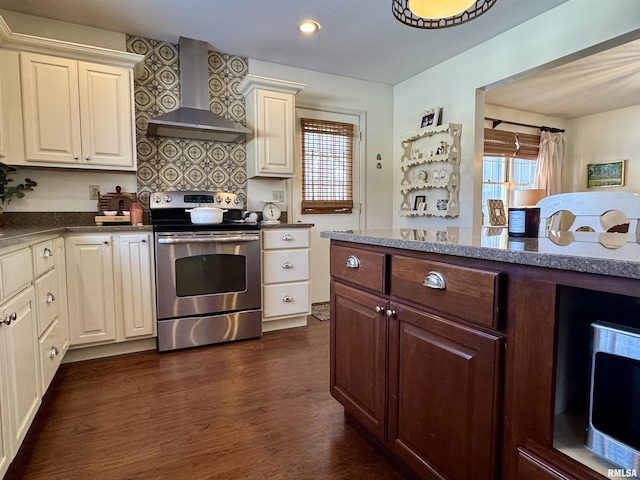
<box><xmin>299</xmin><ymin>20</ymin><xmax>321</xmax><ymax>34</ymax></box>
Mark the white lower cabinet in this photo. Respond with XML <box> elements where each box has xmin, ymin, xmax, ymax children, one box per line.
<box><xmin>262</xmin><ymin>228</ymin><xmax>311</xmax><ymax>331</ymax></box>
<box><xmin>0</xmin><ymin>286</ymin><xmax>40</xmax><ymax>463</ymax></box>
<box><xmin>66</xmin><ymin>232</ymin><xmax>155</xmax><ymax>348</ymax></box>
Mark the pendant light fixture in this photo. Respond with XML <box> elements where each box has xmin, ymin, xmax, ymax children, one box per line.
<box><xmin>392</xmin><ymin>0</ymin><xmax>497</xmax><ymax>29</ymax></box>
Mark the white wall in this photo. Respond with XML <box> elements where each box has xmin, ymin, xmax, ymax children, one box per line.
<box><xmin>564</xmin><ymin>104</ymin><xmax>640</xmax><ymax>194</ymax></box>
<box><xmin>393</xmin><ymin>0</ymin><xmax>640</xmax><ymax>229</ymax></box>
<box><xmin>247</xmin><ymin>59</ymin><xmax>394</xmax><ymax>230</ymax></box>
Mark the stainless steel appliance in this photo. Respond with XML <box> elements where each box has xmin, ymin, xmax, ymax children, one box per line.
<box><xmin>150</xmin><ymin>191</ymin><xmax>261</xmax><ymax>352</ymax></box>
<box><xmin>586</xmin><ymin>321</ymin><xmax>640</xmax><ymax>471</ymax></box>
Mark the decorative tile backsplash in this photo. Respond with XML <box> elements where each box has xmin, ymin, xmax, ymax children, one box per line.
<box><xmin>126</xmin><ymin>35</ymin><xmax>248</xmax><ymax>208</ymax></box>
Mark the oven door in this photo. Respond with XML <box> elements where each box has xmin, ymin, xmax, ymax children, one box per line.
<box><xmin>155</xmin><ymin>231</ymin><xmax>261</xmax><ymax>320</ymax></box>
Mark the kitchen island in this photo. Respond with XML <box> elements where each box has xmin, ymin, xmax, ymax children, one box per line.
<box><xmin>321</xmin><ymin>227</ymin><xmax>639</xmax><ymax>480</ymax></box>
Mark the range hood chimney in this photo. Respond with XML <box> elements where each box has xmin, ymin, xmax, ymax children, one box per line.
<box><xmin>146</xmin><ymin>37</ymin><xmax>251</xmax><ymax>143</ymax></box>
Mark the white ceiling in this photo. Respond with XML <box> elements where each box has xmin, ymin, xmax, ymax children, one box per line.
<box><xmin>0</xmin><ymin>0</ymin><xmax>568</xmax><ymax>86</ymax></box>
<box><xmin>485</xmin><ymin>38</ymin><xmax>640</xmax><ymax>119</ymax></box>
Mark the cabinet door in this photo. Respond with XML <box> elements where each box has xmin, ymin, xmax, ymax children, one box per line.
<box><xmin>0</xmin><ymin>377</ymin><xmax>9</xmax><ymax>478</ymax></box>
<box><xmin>21</xmin><ymin>52</ymin><xmax>82</xmax><ymax>164</ymax></box>
<box><xmin>78</xmin><ymin>62</ymin><xmax>135</xmax><ymax>168</ymax></box>
<box><xmin>388</xmin><ymin>302</ymin><xmax>502</xmax><ymax>480</ymax></box>
<box><xmin>1</xmin><ymin>287</ymin><xmax>41</xmax><ymax>455</ymax></box>
<box><xmin>250</xmin><ymin>89</ymin><xmax>295</xmax><ymax>177</ymax></box>
<box><xmin>0</xmin><ymin>49</ymin><xmax>25</xmax><ymax>164</ymax></box>
<box><xmin>66</xmin><ymin>235</ymin><xmax>116</xmax><ymax>345</ymax></box>
<box><xmin>331</xmin><ymin>281</ymin><xmax>387</xmax><ymax>441</ymax></box>
<box><xmin>119</xmin><ymin>234</ymin><xmax>154</xmax><ymax>339</ymax></box>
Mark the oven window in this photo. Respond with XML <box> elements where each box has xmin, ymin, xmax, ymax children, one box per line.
<box><xmin>591</xmin><ymin>352</ymin><xmax>640</xmax><ymax>450</ymax></box>
<box><xmin>175</xmin><ymin>254</ymin><xmax>246</xmax><ymax>297</ymax></box>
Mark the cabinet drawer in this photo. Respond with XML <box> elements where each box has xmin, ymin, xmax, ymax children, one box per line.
<box><xmin>263</xmin><ymin>229</ymin><xmax>309</xmax><ymax>249</ymax></box>
<box><xmin>39</xmin><ymin>317</ymin><xmax>64</xmax><ymax>394</ymax></box>
<box><xmin>34</xmin><ymin>268</ymin><xmax>60</xmax><ymax>335</ymax></box>
<box><xmin>263</xmin><ymin>250</ymin><xmax>309</xmax><ymax>284</ymax></box>
<box><xmin>330</xmin><ymin>244</ymin><xmax>386</xmax><ymax>293</ymax></box>
<box><xmin>0</xmin><ymin>247</ymin><xmax>33</xmax><ymax>301</ymax></box>
<box><xmin>516</xmin><ymin>447</ymin><xmax>574</xmax><ymax>480</ymax></box>
<box><xmin>263</xmin><ymin>282</ymin><xmax>310</xmax><ymax>318</ymax></box>
<box><xmin>391</xmin><ymin>255</ymin><xmax>503</xmax><ymax>328</ymax></box>
<box><xmin>32</xmin><ymin>239</ymin><xmax>56</xmax><ymax>277</ymax></box>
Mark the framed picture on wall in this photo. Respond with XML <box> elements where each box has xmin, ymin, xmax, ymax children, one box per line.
<box><xmin>587</xmin><ymin>160</ymin><xmax>626</xmax><ymax>188</ymax></box>
<box><xmin>418</xmin><ymin>108</ymin><xmax>441</xmax><ymax>129</ymax></box>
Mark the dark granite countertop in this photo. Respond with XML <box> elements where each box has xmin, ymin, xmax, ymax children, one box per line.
<box><xmin>320</xmin><ymin>227</ymin><xmax>640</xmax><ymax>280</ymax></box>
<box><xmin>261</xmin><ymin>223</ymin><xmax>314</xmax><ymax>228</ymax></box>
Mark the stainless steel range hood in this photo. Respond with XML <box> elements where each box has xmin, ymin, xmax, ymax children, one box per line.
<box><xmin>146</xmin><ymin>37</ymin><xmax>251</xmax><ymax>143</ymax></box>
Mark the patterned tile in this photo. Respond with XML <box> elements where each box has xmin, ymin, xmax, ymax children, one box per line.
<box><xmin>126</xmin><ymin>35</ymin><xmax>249</xmax><ymax>208</ymax></box>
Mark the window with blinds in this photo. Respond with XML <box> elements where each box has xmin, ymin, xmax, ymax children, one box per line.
<box><xmin>300</xmin><ymin>118</ymin><xmax>354</xmax><ymax>214</ymax></box>
<box><xmin>484</xmin><ymin>128</ymin><xmax>540</xmax><ymax>160</ymax></box>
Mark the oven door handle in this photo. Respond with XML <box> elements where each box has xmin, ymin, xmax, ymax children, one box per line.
<box><xmin>157</xmin><ymin>235</ymin><xmax>260</xmax><ymax>244</ymax></box>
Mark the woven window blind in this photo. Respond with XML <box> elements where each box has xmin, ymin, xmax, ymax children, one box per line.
<box><xmin>301</xmin><ymin>118</ymin><xmax>354</xmax><ymax>214</ymax></box>
<box><xmin>484</xmin><ymin>128</ymin><xmax>540</xmax><ymax>160</ymax></box>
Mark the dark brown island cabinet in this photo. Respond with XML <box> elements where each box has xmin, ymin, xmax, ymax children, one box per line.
<box><xmin>328</xmin><ymin>239</ymin><xmax>640</xmax><ymax>480</ymax></box>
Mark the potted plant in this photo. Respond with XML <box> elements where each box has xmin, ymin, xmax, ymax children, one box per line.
<box><xmin>0</xmin><ymin>161</ymin><xmax>37</xmax><ymax>209</ymax></box>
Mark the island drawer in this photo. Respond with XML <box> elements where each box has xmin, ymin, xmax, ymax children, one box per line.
<box><xmin>391</xmin><ymin>255</ymin><xmax>503</xmax><ymax>328</ymax></box>
<box><xmin>330</xmin><ymin>244</ymin><xmax>386</xmax><ymax>293</ymax></box>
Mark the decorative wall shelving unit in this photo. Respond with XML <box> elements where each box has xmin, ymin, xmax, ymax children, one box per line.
<box><xmin>399</xmin><ymin>123</ymin><xmax>461</xmax><ymax>218</ymax></box>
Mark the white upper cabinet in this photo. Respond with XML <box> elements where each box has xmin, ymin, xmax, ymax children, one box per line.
<box><xmin>20</xmin><ymin>52</ymin><xmax>136</xmax><ymax>170</ymax></box>
<box><xmin>239</xmin><ymin>75</ymin><xmax>305</xmax><ymax>178</ymax></box>
<box><xmin>0</xmin><ymin>49</ymin><xmax>24</xmax><ymax>164</ymax></box>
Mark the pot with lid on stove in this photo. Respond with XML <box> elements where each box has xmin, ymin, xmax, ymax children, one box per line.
<box><xmin>185</xmin><ymin>206</ymin><xmax>227</xmax><ymax>224</ymax></box>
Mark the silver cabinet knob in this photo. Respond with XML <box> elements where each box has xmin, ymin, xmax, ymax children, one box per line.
<box><xmin>345</xmin><ymin>255</ymin><xmax>360</xmax><ymax>269</ymax></box>
<box><xmin>281</xmin><ymin>233</ymin><xmax>293</xmax><ymax>241</ymax></box>
<box><xmin>375</xmin><ymin>305</ymin><xmax>384</xmax><ymax>314</ymax></box>
<box><xmin>103</xmin><ymin>240</ymin><xmax>109</xmax><ymax>245</ymax></box>
<box><xmin>49</xmin><ymin>346</ymin><xmax>59</xmax><ymax>358</ymax></box>
<box><xmin>73</xmin><ymin>154</ymin><xmax>79</xmax><ymax>160</ymax></box>
<box><xmin>282</xmin><ymin>295</ymin><xmax>294</xmax><ymax>303</ymax></box>
<box><xmin>385</xmin><ymin>309</ymin><xmax>396</xmax><ymax>318</ymax></box>
<box><xmin>423</xmin><ymin>271</ymin><xmax>446</xmax><ymax>290</ymax></box>
<box><xmin>84</xmin><ymin>155</ymin><xmax>90</xmax><ymax>161</ymax></box>
<box><xmin>46</xmin><ymin>292</ymin><xmax>56</xmax><ymax>303</ymax></box>
<box><xmin>1</xmin><ymin>312</ymin><xmax>17</xmax><ymax>326</ymax></box>
<box><xmin>282</xmin><ymin>261</ymin><xmax>293</xmax><ymax>269</ymax></box>
<box><xmin>142</xmin><ymin>238</ymin><xmax>147</xmax><ymax>243</ymax></box>
<box><xmin>43</xmin><ymin>247</ymin><xmax>53</xmax><ymax>258</ymax></box>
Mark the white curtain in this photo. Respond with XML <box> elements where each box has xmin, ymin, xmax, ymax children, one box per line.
<box><xmin>534</xmin><ymin>131</ymin><xmax>565</xmax><ymax>196</ymax></box>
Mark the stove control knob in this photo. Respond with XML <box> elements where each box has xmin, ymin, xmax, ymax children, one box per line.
<box><xmin>216</xmin><ymin>195</ymin><xmax>222</xmax><ymax>203</ymax></box>
<box><xmin>153</xmin><ymin>194</ymin><xmax>161</xmax><ymax>203</ymax></box>
<box><xmin>233</xmin><ymin>198</ymin><xmax>240</xmax><ymax>205</ymax></box>
<box><xmin>225</xmin><ymin>196</ymin><xmax>231</xmax><ymax>204</ymax></box>
<box><xmin>164</xmin><ymin>195</ymin><xmax>172</xmax><ymax>203</ymax></box>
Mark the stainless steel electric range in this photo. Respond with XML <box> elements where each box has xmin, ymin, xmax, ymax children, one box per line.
<box><xmin>150</xmin><ymin>190</ymin><xmax>261</xmax><ymax>352</ymax></box>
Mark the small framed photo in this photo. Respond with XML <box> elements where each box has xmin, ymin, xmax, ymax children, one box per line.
<box><xmin>419</xmin><ymin>107</ymin><xmax>441</xmax><ymax>129</ymax></box>
<box><xmin>417</xmin><ymin>201</ymin><xmax>427</xmax><ymax>211</ymax></box>
<box><xmin>587</xmin><ymin>160</ymin><xmax>626</xmax><ymax>188</ymax></box>
<box><xmin>487</xmin><ymin>199</ymin><xmax>507</xmax><ymax>226</ymax></box>
<box><xmin>413</xmin><ymin>195</ymin><xmax>426</xmax><ymax>211</ymax></box>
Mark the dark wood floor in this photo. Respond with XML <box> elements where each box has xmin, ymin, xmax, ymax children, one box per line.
<box><xmin>7</xmin><ymin>317</ymin><xmax>405</xmax><ymax>480</ymax></box>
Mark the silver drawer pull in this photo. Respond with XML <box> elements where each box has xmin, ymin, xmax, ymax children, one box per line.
<box><xmin>281</xmin><ymin>233</ymin><xmax>293</xmax><ymax>241</ymax></box>
<box><xmin>1</xmin><ymin>312</ymin><xmax>17</xmax><ymax>326</ymax></box>
<box><xmin>43</xmin><ymin>247</ymin><xmax>53</xmax><ymax>258</ymax></box>
<box><xmin>282</xmin><ymin>261</ymin><xmax>293</xmax><ymax>269</ymax></box>
<box><xmin>49</xmin><ymin>346</ymin><xmax>59</xmax><ymax>358</ymax></box>
<box><xmin>46</xmin><ymin>292</ymin><xmax>56</xmax><ymax>303</ymax></box>
<box><xmin>345</xmin><ymin>255</ymin><xmax>360</xmax><ymax>269</ymax></box>
<box><xmin>282</xmin><ymin>295</ymin><xmax>294</xmax><ymax>303</ymax></box>
<box><xmin>423</xmin><ymin>271</ymin><xmax>446</xmax><ymax>290</ymax></box>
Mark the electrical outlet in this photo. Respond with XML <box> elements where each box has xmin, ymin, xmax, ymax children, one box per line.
<box><xmin>89</xmin><ymin>185</ymin><xmax>100</xmax><ymax>200</ymax></box>
<box><xmin>272</xmin><ymin>190</ymin><xmax>285</xmax><ymax>202</ymax></box>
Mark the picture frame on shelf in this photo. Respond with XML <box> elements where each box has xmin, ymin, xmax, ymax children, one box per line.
<box><xmin>419</xmin><ymin>107</ymin><xmax>441</xmax><ymax>129</ymax></box>
<box><xmin>587</xmin><ymin>160</ymin><xmax>626</xmax><ymax>188</ymax></box>
<box><xmin>413</xmin><ymin>195</ymin><xmax>426</xmax><ymax>211</ymax></box>
<box><xmin>487</xmin><ymin>199</ymin><xmax>507</xmax><ymax>226</ymax></box>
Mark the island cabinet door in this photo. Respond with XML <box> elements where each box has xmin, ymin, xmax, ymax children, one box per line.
<box><xmin>387</xmin><ymin>301</ymin><xmax>503</xmax><ymax>480</ymax></box>
<box><xmin>330</xmin><ymin>281</ymin><xmax>388</xmax><ymax>442</ymax></box>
